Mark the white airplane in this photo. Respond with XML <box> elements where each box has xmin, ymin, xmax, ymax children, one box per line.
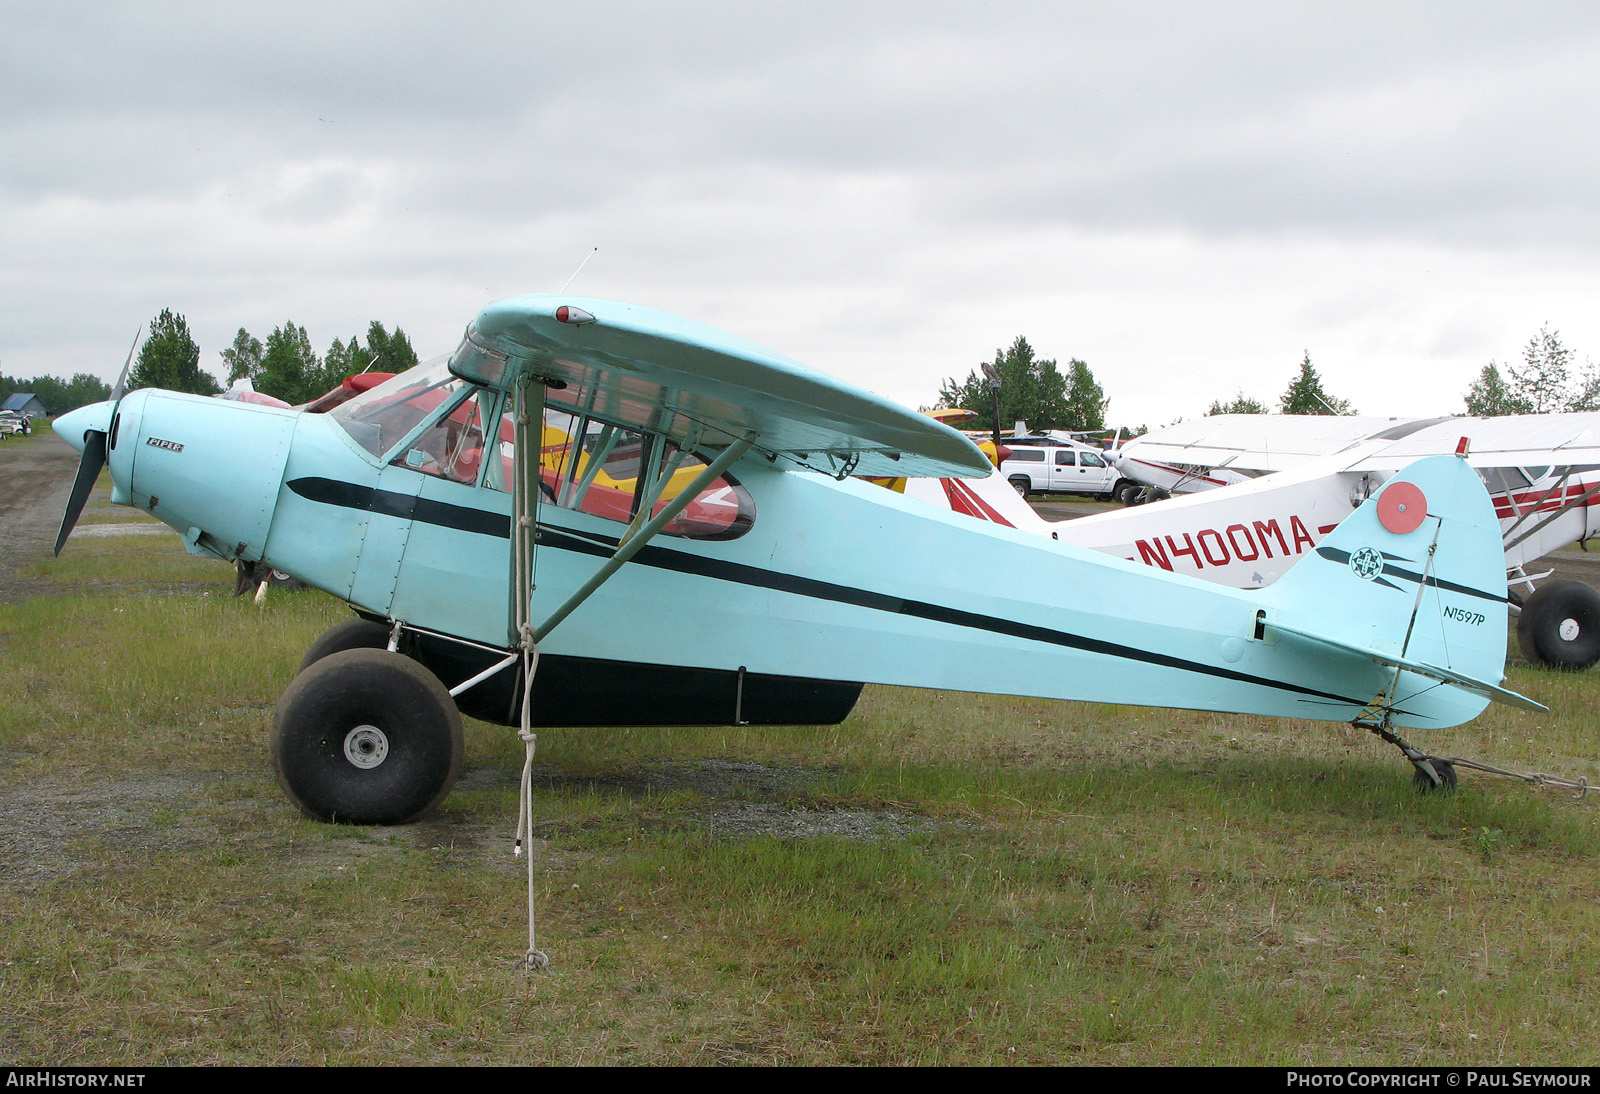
<box><xmin>51</xmin><ymin>295</ymin><xmax>1539</xmax><ymax>827</ymax></box>
<box><xmin>908</xmin><ymin>413</ymin><xmax>1600</xmax><ymax>670</ymax></box>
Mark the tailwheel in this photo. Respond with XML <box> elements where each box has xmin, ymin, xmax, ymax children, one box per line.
<box><xmin>1410</xmin><ymin>757</ymin><xmax>1458</xmax><ymax>793</ymax></box>
<box><xmin>272</xmin><ymin>647</ymin><xmax>464</xmax><ymax>824</ymax></box>
<box><xmin>1359</xmin><ymin>717</ymin><xmax>1459</xmax><ymax>793</ymax></box>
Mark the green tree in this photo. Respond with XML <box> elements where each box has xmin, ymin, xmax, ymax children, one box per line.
<box><xmin>936</xmin><ymin>337</ymin><xmax>1088</xmax><ymax>434</ymax></box>
<box><xmin>220</xmin><ymin>328</ymin><xmax>265</xmax><ymax>385</ymax></box>
<box><xmin>323</xmin><ymin>335</ymin><xmax>364</xmax><ymax>383</ymax></box>
<box><xmin>1279</xmin><ymin>351</ymin><xmax>1354</xmax><ymax>415</ymax></box>
<box><xmin>364</xmin><ymin>321</ymin><xmax>419</xmax><ymax>375</ymax></box>
<box><xmin>1207</xmin><ymin>392</ymin><xmax>1269</xmax><ymax>415</ymax></box>
<box><xmin>1569</xmin><ymin>365</ymin><xmax>1600</xmax><ymax>412</ymax></box>
<box><xmin>1062</xmin><ymin>359</ymin><xmax>1108</xmax><ymax>432</ymax></box>
<box><xmin>1463</xmin><ymin>362</ymin><xmax>1530</xmax><ymax>416</ymax></box>
<box><xmin>127</xmin><ymin>309</ymin><xmax>220</xmax><ymax>395</ymax></box>
<box><xmin>1508</xmin><ymin>326</ymin><xmax>1574</xmax><ymax>413</ymax></box>
<box><xmin>256</xmin><ymin>322</ymin><xmax>324</xmax><ymax>406</ymax></box>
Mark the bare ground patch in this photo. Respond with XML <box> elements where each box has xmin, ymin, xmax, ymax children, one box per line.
<box><xmin>0</xmin><ymin>432</ymin><xmax>76</xmax><ymax>605</ymax></box>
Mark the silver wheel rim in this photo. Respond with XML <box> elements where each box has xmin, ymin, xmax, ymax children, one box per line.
<box><xmin>343</xmin><ymin>725</ymin><xmax>390</xmax><ymax>769</ymax></box>
<box><xmin>1560</xmin><ymin>618</ymin><xmax>1581</xmax><ymax>642</ymax></box>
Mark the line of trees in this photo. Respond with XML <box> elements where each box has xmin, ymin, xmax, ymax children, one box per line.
<box><xmin>1463</xmin><ymin>326</ymin><xmax>1600</xmax><ymax>416</ymax></box>
<box><xmin>934</xmin><ymin>340</ymin><xmax>1363</xmax><ymax>438</ymax></box>
<box><xmin>125</xmin><ymin>309</ymin><xmax>421</xmax><ymax>405</ymax></box>
<box><xmin>1207</xmin><ymin>352</ymin><xmax>1356</xmax><ymax>416</ymax></box>
<box><xmin>936</xmin><ymin>337</ymin><xmax>1115</xmax><ymax>434</ymax></box>
<box><xmin>0</xmin><ymin>371</ymin><xmax>111</xmax><ymax>417</ymax></box>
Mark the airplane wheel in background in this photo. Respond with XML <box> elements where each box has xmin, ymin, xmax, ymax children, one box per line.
<box><xmin>1411</xmin><ymin>759</ymin><xmax>1458</xmax><ymax>793</ymax></box>
<box><xmin>1009</xmin><ymin>476</ymin><xmax>1031</xmax><ymax>497</ymax></box>
<box><xmin>1115</xmin><ymin>482</ymin><xmax>1140</xmax><ymax>506</ymax></box>
<box><xmin>272</xmin><ymin>648</ymin><xmax>465</xmax><ymax>825</ymax></box>
<box><xmin>1517</xmin><ymin>580</ymin><xmax>1600</xmax><ymax>670</ymax></box>
<box><xmin>296</xmin><ymin>617</ymin><xmax>395</xmax><ymax>675</ymax></box>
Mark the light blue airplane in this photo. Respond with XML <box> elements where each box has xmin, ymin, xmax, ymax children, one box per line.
<box><xmin>53</xmin><ymin>295</ymin><xmax>1541</xmax><ymax>824</ymax></box>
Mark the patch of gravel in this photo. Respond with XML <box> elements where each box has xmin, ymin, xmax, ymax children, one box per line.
<box><xmin>0</xmin><ymin>757</ymin><xmax>948</xmax><ymax>889</ymax></box>
<box><xmin>586</xmin><ymin>757</ymin><xmax>821</xmax><ymax>799</ymax></box>
<box><xmin>532</xmin><ymin>758</ymin><xmax>953</xmax><ymax>842</ymax></box>
<box><xmin>67</xmin><ymin>523</ymin><xmax>173</xmax><ymax>538</ymax></box>
<box><xmin>700</xmin><ymin>800</ymin><xmax>943</xmax><ymax>841</ymax></box>
<box><xmin>0</xmin><ymin>433</ymin><xmax>77</xmax><ymax>605</ymax></box>
<box><xmin>0</xmin><ymin>773</ymin><xmax>225</xmax><ymax>885</ymax></box>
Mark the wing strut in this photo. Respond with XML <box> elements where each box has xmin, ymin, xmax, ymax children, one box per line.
<box><xmin>1503</xmin><ymin>473</ymin><xmax>1600</xmax><ymax>554</ymax></box>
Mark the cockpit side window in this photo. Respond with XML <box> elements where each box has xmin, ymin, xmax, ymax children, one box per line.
<box><xmin>486</xmin><ymin>404</ymin><xmax>754</xmax><ymax>540</ymax></box>
<box><xmin>390</xmin><ymin>386</ymin><xmax>499</xmax><ymax>486</ymax></box>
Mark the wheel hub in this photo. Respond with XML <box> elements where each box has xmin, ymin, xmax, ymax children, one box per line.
<box><xmin>343</xmin><ymin>725</ymin><xmax>390</xmax><ymax>769</ymax></box>
<box><xmin>1560</xmin><ymin>618</ymin><xmax>1581</xmax><ymax>642</ymax></box>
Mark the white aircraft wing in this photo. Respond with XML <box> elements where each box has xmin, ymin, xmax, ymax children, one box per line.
<box><xmin>447</xmin><ymin>294</ymin><xmax>992</xmax><ymax>479</ymax></box>
<box><xmin>1117</xmin><ymin>414</ymin><xmax>1427</xmax><ymax>474</ymax></box>
<box><xmin>1343</xmin><ymin>413</ymin><xmax>1600</xmax><ymax>474</ymax></box>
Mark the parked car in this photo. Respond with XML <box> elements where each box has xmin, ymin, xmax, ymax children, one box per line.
<box><xmin>999</xmin><ymin>437</ymin><xmax>1139</xmax><ymax>502</ymax></box>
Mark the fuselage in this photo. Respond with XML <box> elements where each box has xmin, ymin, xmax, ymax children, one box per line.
<box><xmin>56</xmin><ymin>358</ymin><xmax>1504</xmax><ymax>733</ymax></box>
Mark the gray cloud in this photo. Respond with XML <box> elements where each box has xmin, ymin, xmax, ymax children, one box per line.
<box><xmin>7</xmin><ymin>1</ymin><xmax>1600</xmax><ymax>421</ymax></box>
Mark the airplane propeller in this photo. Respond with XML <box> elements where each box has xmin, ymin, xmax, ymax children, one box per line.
<box><xmin>53</xmin><ymin>330</ymin><xmax>140</xmax><ymax>556</ymax></box>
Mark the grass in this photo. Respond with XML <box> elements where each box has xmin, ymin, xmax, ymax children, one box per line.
<box><xmin>0</xmin><ymin>480</ymin><xmax>1597</xmax><ymax>1065</ymax></box>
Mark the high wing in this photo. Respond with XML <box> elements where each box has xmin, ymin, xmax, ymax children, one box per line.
<box><xmin>1343</xmin><ymin>413</ymin><xmax>1600</xmax><ymax>475</ymax></box>
<box><xmin>1118</xmin><ymin>412</ymin><xmax>1600</xmax><ymax>478</ymax></box>
<box><xmin>447</xmin><ymin>294</ymin><xmax>992</xmax><ymax>480</ymax></box>
<box><xmin>1116</xmin><ymin>414</ymin><xmax>1435</xmax><ymax>475</ymax></box>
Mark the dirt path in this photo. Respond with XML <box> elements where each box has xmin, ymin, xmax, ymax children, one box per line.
<box><xmin>0</xmin><ymin>432</ymin><xmax>77</xmax><ymax>605</ymax></box>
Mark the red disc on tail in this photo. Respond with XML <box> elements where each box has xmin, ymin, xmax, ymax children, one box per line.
<box><xmin>1377</xmin><ymin>481</ymin><xmax>1427</xmax><ymax>534</ymax></box>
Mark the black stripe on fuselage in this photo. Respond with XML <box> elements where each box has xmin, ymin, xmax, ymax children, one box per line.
<box><xmin>288</xmin><ymin>476</ymin><xmax>509</xmax><ymax>537</ymax></box>
<box><xmin>1314</xmin><ymin>546</ymin><xmax>1507</xmax><ymax>604</ymax></box>
<box><xmin>287</xmin><ymin>476</ymin><xmax>1383</xmax><ymax>711</ymax></box>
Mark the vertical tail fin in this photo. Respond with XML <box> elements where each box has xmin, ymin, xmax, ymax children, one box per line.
<box><xmin>1259</xmin><ymin>454</ymin><xmax>1540</xmax><ymax>726</ymax></box>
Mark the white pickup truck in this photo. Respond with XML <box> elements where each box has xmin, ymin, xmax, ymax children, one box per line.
<box><xmin>998</xmin><ymin>438</ymin><xmax>1139</xmax><ymax>502</ymax></box>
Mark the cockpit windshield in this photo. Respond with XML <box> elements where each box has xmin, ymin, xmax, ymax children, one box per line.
<box><xmin>329</xmin><ymin>356</ymin><xmax>461</xmax><ymax>459</ymax></box>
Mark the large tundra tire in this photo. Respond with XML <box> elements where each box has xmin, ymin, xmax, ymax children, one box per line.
<box><xmin>272</xmin><ymin>648</ymin><xmax>464</xmax><ymax>825</ymax></box>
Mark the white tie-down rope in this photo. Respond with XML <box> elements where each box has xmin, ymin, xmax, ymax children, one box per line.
<box><xmin>510</xmin><ymin>377</ymin><xmax>549</xmax><ymax>974</ymax></box>
<box><xmin>514</xmin><ymin>630</ymin><xmax>548</xmax><ymax>973</ymax></box>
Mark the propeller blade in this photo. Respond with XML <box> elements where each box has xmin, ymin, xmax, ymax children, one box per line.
<box><xmin>54</xmin><ymin>430</ymin><xmax>108</xmax><ymax>556</ymax></box>
<box><xmin>111</xmin><ymin>328</ymin><xmax>140</xmax><ymax>403</ymax></box>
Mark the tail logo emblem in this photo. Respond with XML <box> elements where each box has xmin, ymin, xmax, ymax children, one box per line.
<box><xmin>1349</xmin><ymin>546</ymin><xmax>1384</xmax><ymax>580</ymax></box>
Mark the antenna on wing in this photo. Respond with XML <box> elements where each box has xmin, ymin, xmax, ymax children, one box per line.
<box><xmin>560</xmin><ymin>247</ymin><xmax>599</xmax><ymax>293</ymax></box>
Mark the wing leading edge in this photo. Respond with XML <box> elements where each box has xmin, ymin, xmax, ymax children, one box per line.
<box><xmin>448</xmin><ymin>294</ymin><xmax>991</xmax><ymax>479</ymax></box>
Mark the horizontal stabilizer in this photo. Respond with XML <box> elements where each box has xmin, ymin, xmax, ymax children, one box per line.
<box><xmin>1268</xmin><ymin>619</ymin><xmax>1547</xmax><ymax>713</ymax></box>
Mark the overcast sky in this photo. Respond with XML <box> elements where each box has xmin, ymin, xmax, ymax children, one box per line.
<box><xmin>6</xmin><ymin>1</ymin><xmax>1600</xmax><ymax>425</ymax></box>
